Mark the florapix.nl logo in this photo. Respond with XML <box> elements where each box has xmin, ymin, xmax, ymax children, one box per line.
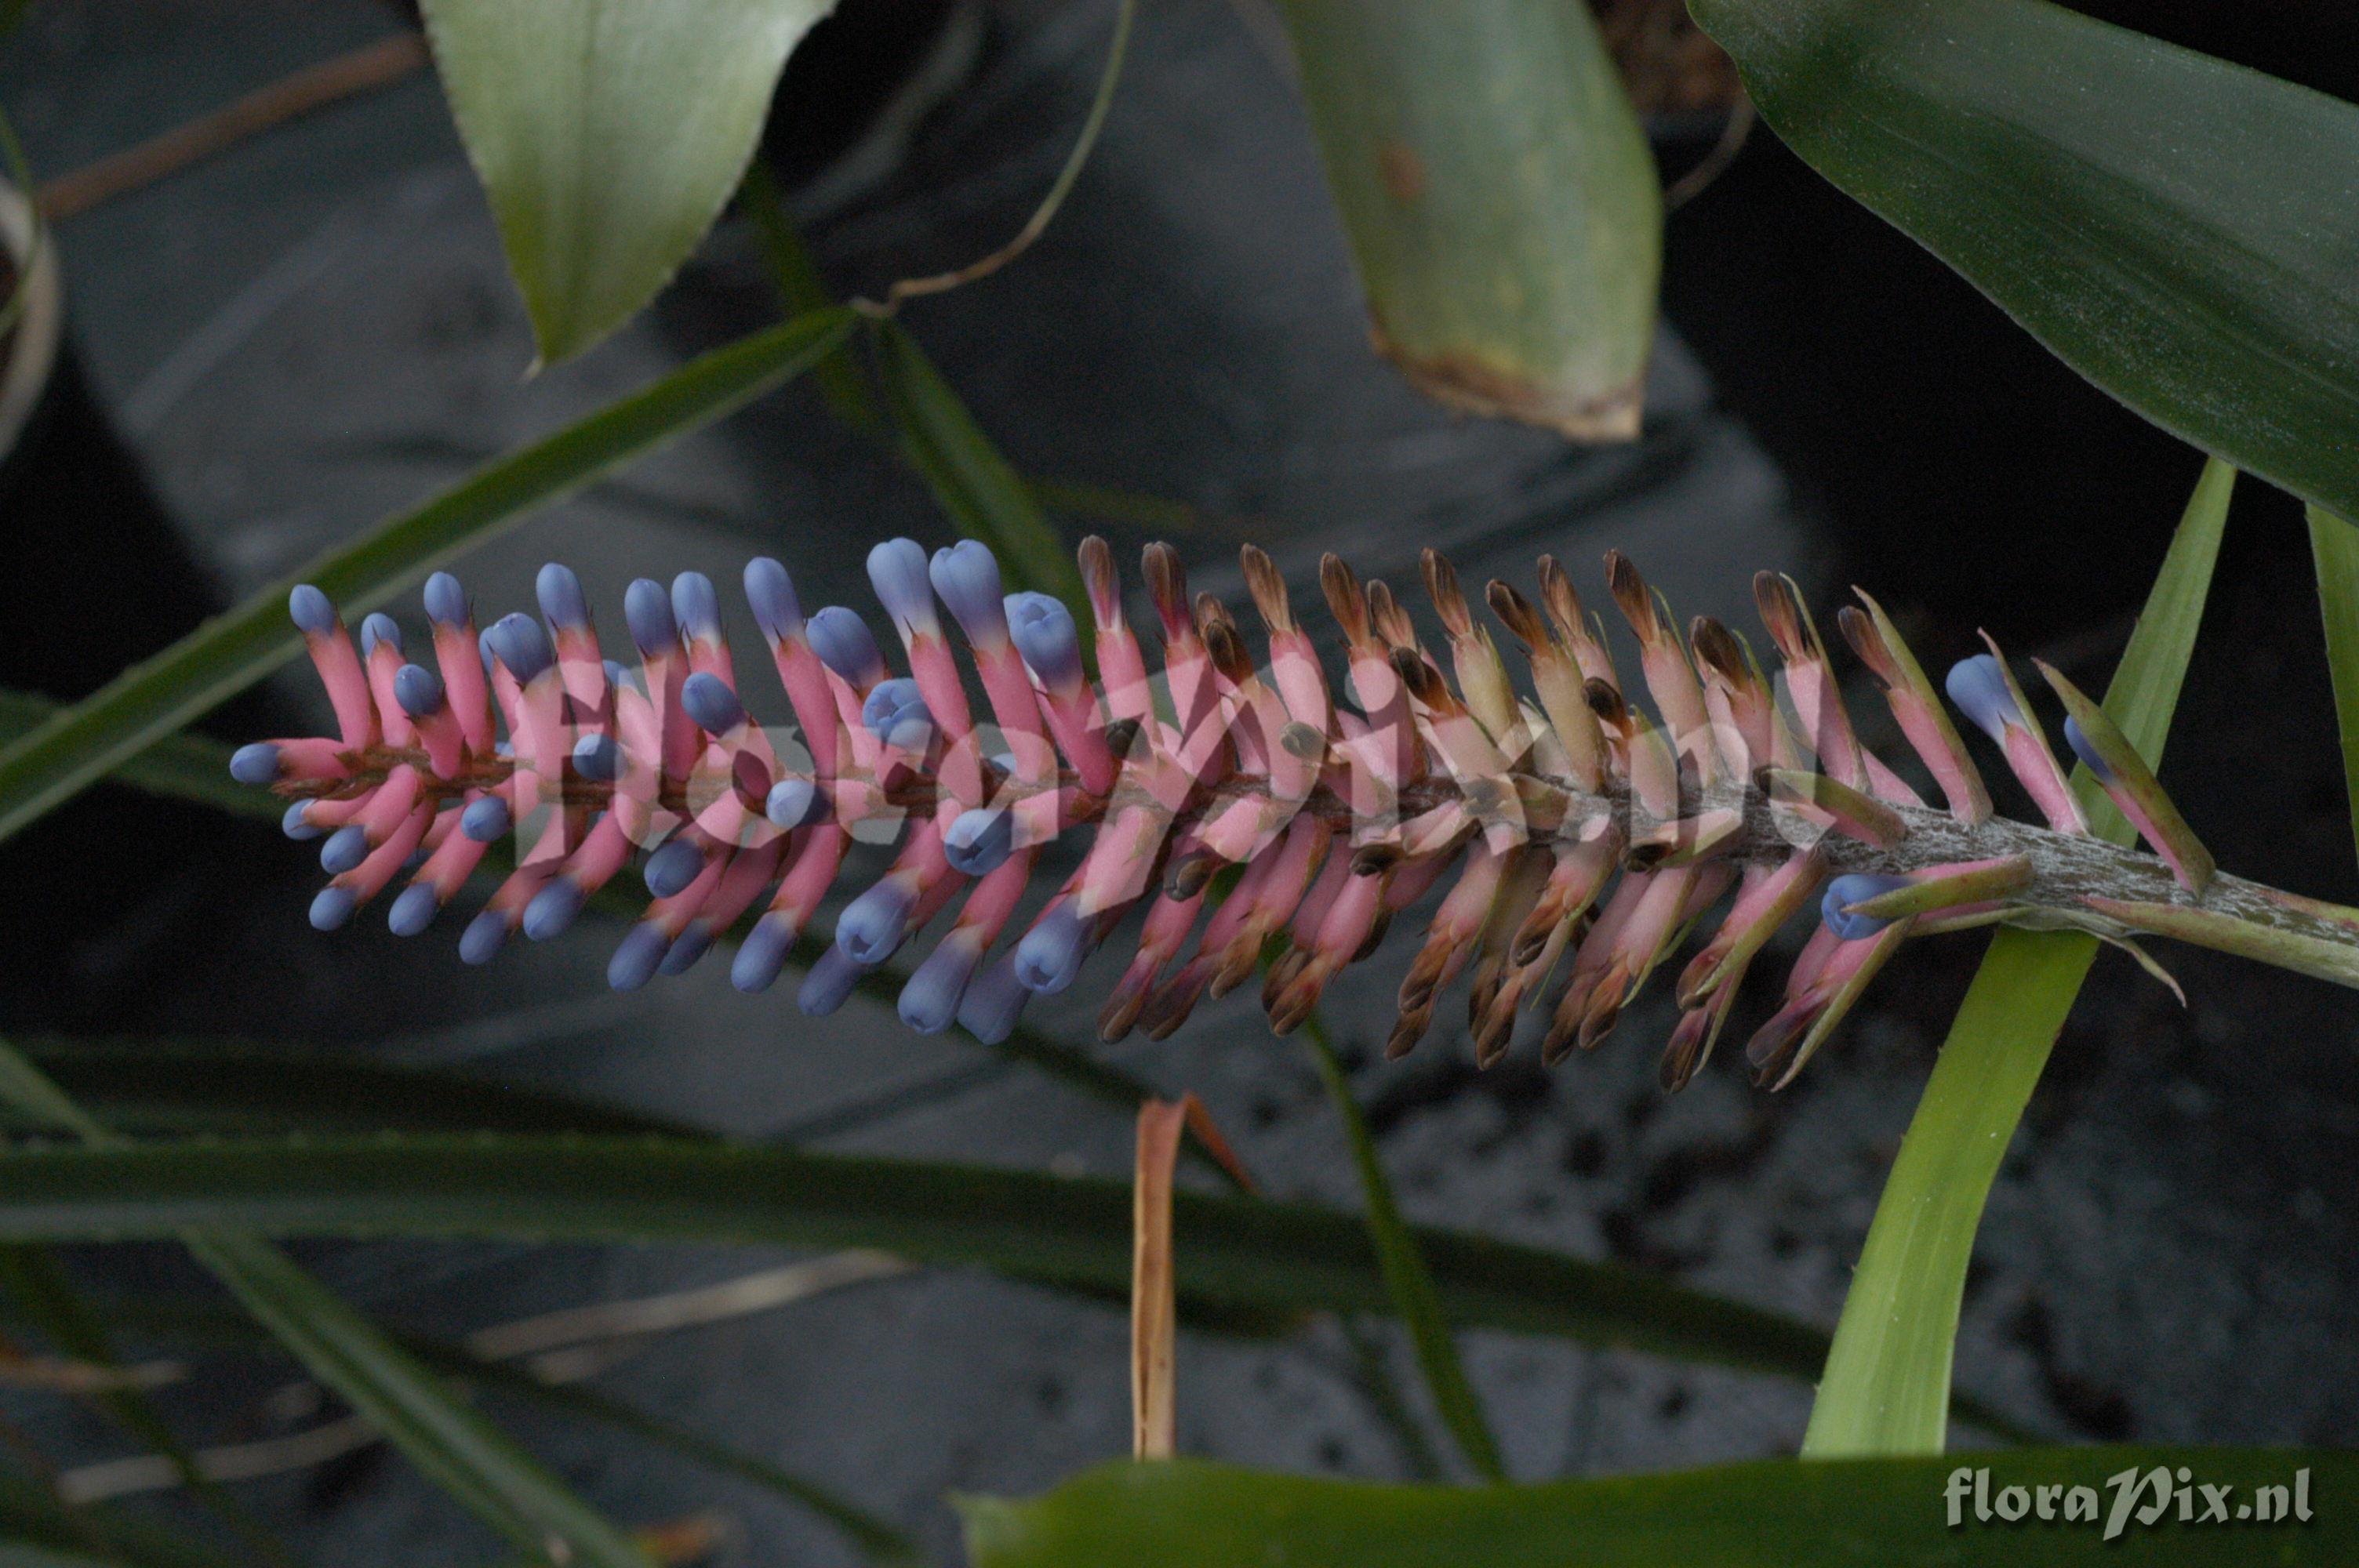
<box><xmin>1946</xmin><ymin>1465</ymin><xmax>2313</xmax><ymax>1541</ymax></box>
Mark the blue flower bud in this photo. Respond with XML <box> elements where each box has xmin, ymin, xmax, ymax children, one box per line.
<box><xmin>359</xmin><ymin>613</ymin><xmax>403</xmax><ymax>658</ymax></box>
<box><xmin>535</xmin><ymin>563</ymin><xmax>589</xmax><ymax>631</ymax></box>
<box><xmin>2062</xmin><ymin>716</ymin><xmax>2113</xmax><ymax>782</ymax></box>
<box><xmin>606</xmin><ymin>921</ymin><xmax>669</xmax><ymax>990</ymax></box>
<box><xmin>485</xmin><ymin>612</ymin><xmax>554</xmax><ymax>681</ymax></box>
<box><xmin>387</xmin><ymin>884</ymin><xmax>440</xmax><ymax>936</ymax></box>
<box><xmin>867</xmin><ymin>537</ymin><xmax>936</xmax><ymax>636</ymax></box>
<box><xmin>282</xmin><ymin>800</ymin><xmax>323</xmax><ymax>840</ymax></box>
<box><xmin>681</xmin><ymin>672</ymin><xmax>745</xmax><ymax>736</ymax></box>
<box><xmin>898</xmin><ymin>941</ymin><xmax>978</xmax><ymax>1034</ymax></box>
<box><xmin>1014</xmin><ymin>902</ymin><xmax>1092</xmax><ymax>993</ymax></box>
<box><xmin>743</xmin><ymin>557</ymin><xmax>804</xmax><ymax>641</ymax></box>
<box><xmin>805</xmin><ymin>606</ymin><xmax>885</xmax><ymax>688</ymax></box>
<box><xmin>523</xmin><ymin>877</ymin><xmax>587</xmax><ymax>941</ymax></box>
<box><xmin>309</xmin><ymin>885</ymin><xmax>358</xmax><ymax>931</ymax></box>
<box><xmin>571</xmin><ymin>731</ymin><xmax>622</xmax><ymax>781</ymax></box>
<box><xmin>393</xmin><ymin>663</ymin><xmax>445</xmax><ymax>719</ymax></box>
<box><xmin>624</xmin><ymin>578</ymin><xmax>677</xmax><ymax>656</ymax></box>
<box><xmin>423</xmin><ymin>572</ymin><xmax>470</xmax><ymax>628</ymax></box>
<box><xmin>460</xmin><ymin>795</ymin><xmax>511</xmax><ymax>842</ymax></box>
<box><xmin>798</xmin><ymin>943</ymin><xmax>866</xmax><ymax>1016</ymax></box>
<box><xmin>604</xmin><ymin>659</ymin><xmax>631</xmax><ymax>691</ymax></box>
<box><xmin>289</xmin><ymin>584</ymin><xmax>336</xmax><ymax>635</ymax></box>
<box><xmin>671</xmin><ymin>572</ymin><xmax>722</xmax><ymax>642</ymax></box>
<box><xmin>1005</xmin><ymin>592</ymin><xmax>1082</xmax><ymax>688</ymax></box>
<box><xmin>929</xmin><ymin>541</ymin><xmax>1006</xmax><ymax>641</ymax></box>
<box><xmin>1820</xmin><ymin>873</ymin><xmax>1913</xmax><ymax>941</ymax></box>
<box><xmin>643</xmin><ymin>837</ymin><xmax>706</xmax><ymax>898</ymax></box>
<box><xmin>229</xmin><ymin>742</ymin><xmax>281</xmax><ymax>785</ymax></box>
<box><xmin>765</xmin><ymin>777</ymin><xmax>826</xmax><ymax>830</ymax></box>
<box><xmin>732</xmin><ymin>912</ymin><xmax>798</xmax><ymax>993</ymax></box>
<box><xmin>944</xmin><ymin>807</ymin><xmax>1015</xmax><ymax>876</ymax></box>
<box><xmin>659</xmin><ymin>924</ymin><xmax>712</xmax><ymax>976</ymax></box>
<box><xmin>455</xmin><ymin>909</ymin><xmax>505</xmax><ymax>964</ymax></box>
<box><xmin>837</xmin><ymin>877</ymin><xmax>918</xmax><ymax>966</ymax></box>
<box><xmin>1943</xmin><ymin>655</ymin><xmax>2021</xmax><ymax>746</ymax></box>
<box><xmin>860</xmin><ymin>677</ymin><xmax>923</xmax><ymax>738</ymax></box>
<box><xmin>956</xmin><ymin>954</ymin><xmax>1030</xmax><ymax>1044</ymax></box>
<box><xmin>320</xmin><ymin>824</ymin><xmax>369</xmax><ymax>875</ymax></box>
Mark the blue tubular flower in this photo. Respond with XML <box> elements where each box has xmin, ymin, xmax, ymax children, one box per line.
<box><xmin>460</xmin><ymin>795</ymin><xmax>511</xmax><ymax>843</ymax></box>
<box><xmin>929</xmin><ymin>540</ymin><xmax>1007</xmax><ymax>642</ymax></box>
<box><xmin>320</xmin><ymin>824</ymin><xmax>369</xmax><ymax>876</ymax></box>
<box><xmin>1820</xmin><ymin>873</ymin><xmax>1913</xmax><ymax>941</ymax></box>
<box><xmin>837</xmin><ymin>878</ymin><xmax>918</xmax><ymax>965</ymax></box>
<box><xmin>485</xmin><ymin>612</ymin><xmax>554</xmax><ymax>681</ymax></box>
<box><xmin>898</xmin><ymin>938</ymin><xmax>979</xmax><ymax>1034</ymax></box>
<box><xmin>642</xmin><ymin>837</ymin><xmax>705</xmax><ymax>898</ymax></box>
<box><xmin>229</xmin><ymin>742</ymin><xmax>282</xmax><ymax>786</ymax></box>
<box><xmin>536</xmin><ymin>562</ymin><xmax>590</xmax><ymax>631</ymax></box>
<box><xmin>671</xmin><ymin>572</ymin><xmax>722</xmax><ymax>643</ymax></box>
<box><xmin>681</xmin><ymin>672</ymin><xmax>745</xmax><ymax>736</ymax></box>
<box><xmin>731</xmin><ymin>912</ymin><xmax>798</xmax><ymax>993</ymax></box>
<box><xmin>943</xmin><ymin>807</ymin><xmax>1015</xmax><ymax>876</ymax></box>
<box><xmin>359</xmin><ymin>613</ymin><xmax>403</xmax><ymax>658</ymax></box>
<box><xmin>1014</xmin><ymin>902</ymin><xmax>1092</xmax><ymax>993</ymax></box>
<box><xmin>624</xmin><ymin>578</ymin><xmax>677</xmax><ymax>656</ymax></box>
<box><xmin>282</xmin><ymin>800</ymin><xmax>324</xmax><ymax>840</ymax></box>
<box><xmin>288</xmin><ymin>583</ymin><xmax>336</xmax><ymax>635</ymax></box>
<box><xmin>387</xmin><ymin>883</ymin><xmax>439</xmax><ymax>937</ymax></box>
<box><xmin>607</xmin><ymin>921</ymin><xmax>669</xmax><ymax>991</ymax></box>
<box><xmin>523</xmin><ymin>879</ymin><xmax>587</xmax><ymax>942</ymax></box>
<box><xmin>798</xmin><ymin>942</ymin><xmax>866</xmax><ymax>1016</ymax></box>
<box><xmin>765</xmin><ymin>777</ymin><xmax>826</xmax><ymax>830</ymax></box>
<box><xmin>393</xmin><ymin>664</ymin><xmax>444</xmax><ymax>719</ymax></box>
<box><xmin>867</xmin><ymin>537</ymin><xmax>938</xmax><ymax>639</ymax></box>
<box><xmin>860</xmin><ymin>677</ymin><xmax>931</xmax><ymax>749</ymax></box>
<box><xmin>423</xmin><ymin>571</ymin><xmax>470</xmax><ymax>628</ymax></box>
<box><xmin>571</xmin><ymin>732</ymin><xmax>622</xmax><ymax>782</ymax></box>
<box><xmin>460</xmin><ymin>909</ymin><xmax>509</xmax><ymax>965</ymax></box>
<box><xmin>1943</xmin><ymin>654</ymin><xmax>2021</xmax><ymax>745</ymax></box>
<box><xmin>309</xmin><ymin>885</ymin><xmax>358</xmax><ymax>931</ymax></box>
<box><xmin>1005</xmin><ymin>592</ymin><xmax>1082</xmax><ymax>689</ymax></box>
<box><xmin>957</xmin><ymin>953</ymin><xmax>1030</xmax><ymax>1044</ymax></box>
<box><xmin>659</xmin><ymin>925</ymin><xmax>712</xmax><ymax>975</ymax></box>
<box><xmin>2062</xmin><ymin>716</ymin><xmax>2113</xmax><ymax>782</ymax></box>
<box><xmin>805</xmin><ymin>605</ymin><xmax>885</xmax><ymax>688</ymax></box>
<box><xmin>743</xmin><ymin>557</ymin><xmax>804</xmax><ymax>641</ymax></box>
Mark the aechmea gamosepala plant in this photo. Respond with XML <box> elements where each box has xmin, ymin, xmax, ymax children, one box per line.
<box><xmin>233</xmin><ymin>537</ymin><xmax>2359</xmax><ymax>1091</ymax></box>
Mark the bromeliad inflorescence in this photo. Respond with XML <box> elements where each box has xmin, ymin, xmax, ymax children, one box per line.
<box><xmin>232</xmin><ymin>537</ymin><xmax>2359</xmax><ymax>1091</ymax></box>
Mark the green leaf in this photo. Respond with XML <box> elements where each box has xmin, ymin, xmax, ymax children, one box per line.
<box><xmin>0</xmin><ymin>693</ymin><xmax>272</xmax><ymax>823</ymax></box>
<box><xmin>874</xmin><ymin>321</ymin><xmax>1088</xmax><ymax>615</ymax></box>
<box><xmin>0</xmin><ymin>1044</ymin><xmax>654</xmax><ymax>1568</ymax></box>
<box><xmin>1302</xmin><ymin>1018</ymin><xmax>1501</xmax><ymax>1480</ymax></box>
<box><xmin>2307</xmin><ymin>506</ymin><xmax>2359</xmax><ymax>869</ymax></box>
<box><xmin>420</xmin><ymin>0</ymin><xmax>838</xmax><ymax>362</ymax></box>
<box><xmin>1274</xmin><ymin>0</ymin><xmax>1659</xmax><ymax>440</ymax></box>
<box><xmin>1688</xmin><ymin>0</ymin><xmax>2359</xmax><ymax>521</ymax></box>
<box><xmin>962</xmin><ymin>1451</ymin><xmax>2354</xmax><ymax>1566</ymax></box>
<box><xmin>1802</xmin><ymin>457</ymin><xmax>2232</xmax><ymax>1457</ymax></box>
<box><xmin>0</xmin><ymin>307</ymin><xmax>852</xmax><ymax>847</ymax></box>
<box><xmin>0</xmin><ymin>1468</ymin><xmax>246</xmax><ymax>1568</ymax></box>
<box><xmin>0</xmin><ymin>1131</ymin><xmax>2016</xmax><ymax>1425</ymax></box>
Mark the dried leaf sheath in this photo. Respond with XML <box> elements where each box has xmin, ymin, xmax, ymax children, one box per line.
<box><xmin>231</xmin><ymin>539</ymin><xmax>2359</xmax><ymax>1090</ymax></box>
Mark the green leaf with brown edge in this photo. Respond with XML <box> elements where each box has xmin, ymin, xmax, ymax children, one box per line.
<box><xmin>961</xmin><ymin>1451</ymin><xmax>2349</xmax><ymax>1567</ymax></box>
<box><xmin>0</xmin><ymin>307</ymin><xmax>852</xmax><ymax>848</ymax></box>
<box><xmin>1689</xmin><ymin>0</ymin><xmax>2359</xmax><ymax>521</ymax></box>
<box><xmin>1801</xmin><ymin>457</ymin><xmax>2232</xmax><ymax>1457</ymax></box>
<box><xmin>0</xmin><ymin>1131</ymin><xmax>2025</xmax><ymax>1436</ymax></box>
<box><xmin>2307</xmin><ymin>504</ymin><xmax>2359</xmax><ymax>870</ymax></box>
<box><xmin>420</xmin><ymin>0</ymin><xmax>838</xmax><ymax>363</ymax></box>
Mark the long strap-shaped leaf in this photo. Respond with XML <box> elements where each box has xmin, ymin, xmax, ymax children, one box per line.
<box><xmin>0</xmin><ymin>1045</ymin><xmax>654</xmax><ymax>1568</ymax></box>
<box><xmin>0</xmin><ymin>307</ymin><xmax>852</xmax><ymax>846</ymax></box>
<box><xmin>1690</xmin><ymin>0</ymin><xmax>2359</xmax><ymax>521</ymax></box>
<box><xmin>2307</xmin><ymin>506</ymin><xmax>2359</xmax><ymax>869</ymax></box>
<box><xmin>1801</xmin><ymin>458</ymin><xmax>2232</xmax><ymax>1456</ymax></box>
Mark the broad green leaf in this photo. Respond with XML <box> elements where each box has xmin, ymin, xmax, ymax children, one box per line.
<box><xmin>874</xmin><ymin>322</ymin><xmax>1088</xmax><ymax>615</ymax></box>
<box><xmin>0</xmin><ymin>1131</ymin><xmax>2023</xmax><ymax>1429</ymax></box>
<box><xmin>1274</xmin><ymin>0</ymin><xmax>1659</xmax><ymax>440</ymax></box>
<box><xmin>1689</xmin><ymin>0</ymin><xmax>2359</xmax><ymax>521</ymax></box>
<box><xmin>0</xmin><ymin>307</ymin><xmax>852</xmax><ymax>847</ymax></box>
<box><xmin>963</xmin><ymin>1451</ymin><xmax>2352</xmax><ymax>1566</ymax></box>
<box><xmin>1803</xmin><ymin>458</ymin><xmax>2232</xmax><ymax>1457</ymax></box>
<box><xmin>0</xmin><ymin>1044</ymin><xmax>654</xmax><ymax>1568</ymax></box>
<box><xmin>2307</xmin><ymin>506</ymin><xmax>2359</xmax><ymax>869</ymax></box>
<box><xmin>420</xmin><ymin>0</ymin><xmax>838</xmax><ymax>362</ymax></box>
<box><xmin>1303</xmin><ymin>1018</ymin><xmax>1501</xmax><ymax>1480</ymax></box>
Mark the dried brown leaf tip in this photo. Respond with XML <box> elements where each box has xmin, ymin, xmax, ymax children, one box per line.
<box><xmin>243</xmin><ymin>539</ymin><xmax>2359</xmax><ymax>1094</ymax></box>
